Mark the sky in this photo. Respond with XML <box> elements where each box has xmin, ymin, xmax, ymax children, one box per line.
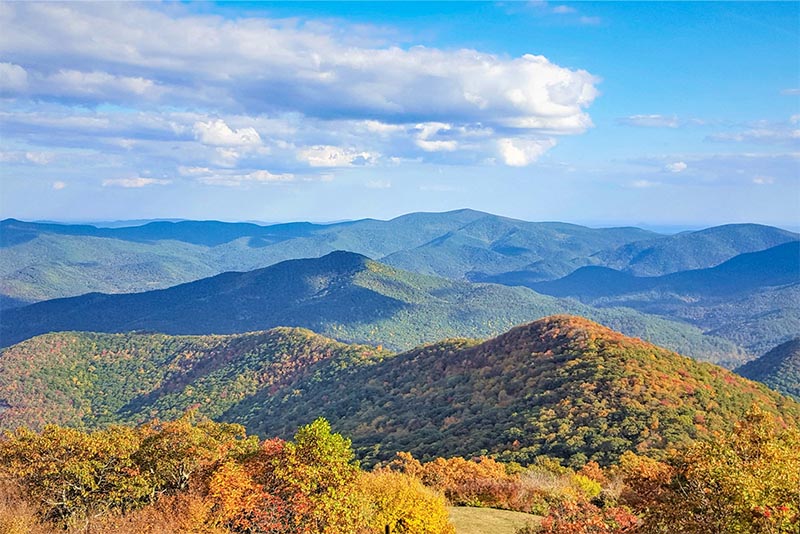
<box><xmin>0</xmin><ymin>1</ymin><xmax>798</xmax><ymax>228</ymax></box>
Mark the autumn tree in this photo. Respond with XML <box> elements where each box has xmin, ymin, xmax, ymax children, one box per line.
<box><xmin>622</xmin><ymin>406</ymin><xmax>800</xmax><ymax>534</ymax></box>
<box><xmin>358</xmin><ymin>470</ymin><xmax>455</xmax><ymax>534</ymax></box>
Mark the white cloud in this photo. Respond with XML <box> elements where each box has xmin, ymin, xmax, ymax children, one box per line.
<box><xmin>25</xmin><ymin>151</ymin><xmax>52</xmax><ymax>164</ymax></box>
<box><xmin>551</xmin><ymin>5</ymin><xmax>577</xmax><ymax>14</ymax></box>
<box><xmin>52</xmin><ymin>180</ymin><xmax>66</xmax><ymax>190</ymax></box>
<box><xmin>630</xmin><ymin>152</ymin><xmax>798</xmax><ymax>186</ymax></box>
<box><xmin>631</xmin><ymin>180</ymin><xmax>660</xmax><ymax>188</ymax></box>
<box><xmin>178</xmin><ymin>166</ymin><xmax>293</xmax><ymax>186</ymax></box>
<box><xmin>618</xmin><ymin>114</ymin><xmax>680</xmax><ymax>128</ymax></box>
<box><xmin>0</xmin><ymin>3</ymin><xmax>604</xmax><ymax>174</ymax></box>
<box><xmin>0</xmin><ymin>3</ymin><xmax>598</xmax><ymax>132</ymax></box>
<box><xmin>708</xmin><ymin>124</ymin><xmax>800</xmax><ymax>146</ymax></box>
<box><xmin>752</xmin><ymin>176</ymin><xmax>775</xmax><ymax>185</ymax></box>
<box><xmin>415</xmin><ymin>123</ymin><xmax>458</xmax><ymax>152</ymax></box>
<box><xmin>0</xmin><ymin>150</ymin><xmax>53</xmax><ymax>164</ymax></box>
<box><xmin>298</xmin><ymin>145</ymin><xmax>379</xmax><ymax>167</ymax></box>
<box><xmin>178</xmin><ymin>166</ymin><xmax>214</xmax><ymax>176</ymax></box>
<box><xmin>194</xmin><ymin>119</ymin><xmax>261</xmax><ymax>146</ymax></box>
<box><xmin>664</xmin><ymin>161</ymin><xmax>687</xmax><ymax>173</ymax></box>
<box><xmin>781</xmin><ymin>88</ymin><xmax>800</xmax><ymax>96</ymax></box>
<box><xmin>497</xmin><ymin>138</ymin><xmax>556</xmax><ymax>166</ymax></box>
<box><xmin>102</xmin><ymin>177</ymin><xmax>171</xmax><ymax>188</ymax></box>
<box><xmin>0</xmin><ymin>62</ymin><xmax>28</xmax><ymax>92</ymax></box>
<box><xmin>363</xmin><ymin>120</ymin><xmax>405</xmax><ymax>135</ymax></box>
<box><xmin>44</xmin><ymin>69</ymin><xmax>161</xmax><ymax>99</ymax></box>
<box><xmin>197</xmin><ymin>170</ymin><xmax>294</xmax><ymax>187</ymax></box>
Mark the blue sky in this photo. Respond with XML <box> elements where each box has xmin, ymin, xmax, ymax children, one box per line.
<box><xmin>0</xmin><ymin>1</ymin><xmax>798</xmax><ymax>228</ymax></box>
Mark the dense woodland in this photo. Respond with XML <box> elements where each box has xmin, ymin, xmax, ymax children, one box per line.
<box><xmin>2</xmin><ymin>317</ymin><xmax>797</xmax><ymax>468</ymax></box>
<box><xmin>1</xmin><ymin>407</ymin><xmax>797</xmax><ymax>533</ymax></box>
<box><xmin>736</xmin><ymin>338</ymin><xmax>800</xmax><ymax>401</ymax></box>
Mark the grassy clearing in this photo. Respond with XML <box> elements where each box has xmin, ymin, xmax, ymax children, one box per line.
<box><xmin>448</xmin><ymin>506</ymin><xmax>540</xmax><ymax>534</ymax></box>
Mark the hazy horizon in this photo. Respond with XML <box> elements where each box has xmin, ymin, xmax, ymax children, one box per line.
<box><xmin>8</xmin><ymin>209</ymin><xmax>800</xmax><ymax>235</ymax></box>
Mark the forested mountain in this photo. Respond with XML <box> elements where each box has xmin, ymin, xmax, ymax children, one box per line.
<box><xmin>520</xmin><ymin>242</ymin><xmax>800</xmax><ymax>355</ymax></box>
<box><xmin>380</xmin><ymin>216</ymin><xmax>656</xmax><ymax>281</ymax></box>
<box><xmin>0</xmin><ymin>327</ymin><xmax>389</xmax><ymax>430</ymax></box>
<box><xmin>236</xmin><ymin>316</ymin><xmax>798</xmax><ymax>466</ymax></box>
<box><xmin>0</xmin><ymin>251</ymin><xmax>745</xmax><ymax>364</ymax></box>
<box><xmin>588</xmin><ymin>223</ymin><xmax>799</xmax><ymax>276</ymax></box>
<box><xmin>1</xmin><ymin>210</ymin><xmax>657</xmax><ymax>305</ymax></box>
<box><xmin>736</xmin><ymin>338</ymin><xmax>800</xmax><ymax>400</ymax></box>
<box><xmin>530</xmin><ymin>241</ymin><xmax>799</xmax><ymax>299</ymax></box>
<box><xmin>2</xmin><ymin>316</ymin><xmax>795</xmax><ymax>468</ymax></box>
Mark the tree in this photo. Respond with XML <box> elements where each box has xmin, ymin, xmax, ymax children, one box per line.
<box><xmin>622</xmin><ymin>406</ymin><xmax>800</xmax><ymax>534</ymax></box>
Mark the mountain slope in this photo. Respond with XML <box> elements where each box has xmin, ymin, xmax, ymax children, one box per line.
<box><xmin>591</xmin><ymin>223</ymin><xmax>799</xmax><ymax>276</ymax></box>
<box><xmin>530</xmin><ymin>241</ymin><xmax>800</xmax><ymax>299</ymax></box>
<box><xmin>235</xmin><ymin>316</ymin><xmax>798</xmax><ymax>466</ymax></box>
<box><xmin>736</xmin><ymin>338</ymin><xmax>800</xmax><ymax>401</ymax></box>
<box><xmin>0</xmin><ymin>328</ymin><xmax>388</xmax><ymax>430</ymax></box>
<box><xmin>0</xmin><ymin>210</ymin><xmax>656</xmax><ymax>305</ymax></box>
<box><xmin>2</xmin><ymin>317</ymin><xmax>796</xmax><ymax>468</ymax></box>
<box><xmin>0</xmin><ymin>210</ymin><xmax>487</xmax><ymax>305</ymax></box>
<box><xmin>382</xmin><ymin>215</ymin><xmax>657</xmax><ymax>281</ymax></box>
<box><xmin>0</xmin><ymin>251</ymin><xmax>746</xmax><ymax>364</ymax></box>
<box><xmin>520</xmin><ymin>242</ymin><xmax>800</xmax><ymax>355</ymax></box>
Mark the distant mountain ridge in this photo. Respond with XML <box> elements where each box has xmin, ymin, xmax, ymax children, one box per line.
<box><xmin>0</xmin><ymin>251</ymin><xmax>745</xmax><ymax>365</ymax></box>
<box><xmin>2</xmin><ymin>316</ymin><xmax>795</xmax><ymax>467</ymax></box>
<box><xmin>5</xmin><ymin>211</ymin><xmax>794</xmax><ymax>309</ymax></box>
<box><xmin>519</xmin><ymin>242</ymin><xmax>800</xmax><ymax>355</ymax></box>
<box><xmin>736</xmin><ymin>338</ymin><xmax>800</xmax><ymax>401</ymax></box>
<box><xmin>530</xmin><ymin>241</ymin><xmax>800</xmax><ymax>299</ymax></box>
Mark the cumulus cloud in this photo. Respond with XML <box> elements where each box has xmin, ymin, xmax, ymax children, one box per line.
<box><xmin>414</xmin><ymin>123</ymin><xmax>458</xmax><ymax>152</ymax></box>
<box><xmin>44</xmin><ymin>70</ymin><xmax>161</xmax><ymax>99</ymax></box>
<box><xmin>194</xmin><ymin>119</ymin><xmax>262</xmax><ymax>146</ymax></box>
<box><xmin>102</xmin><ymin>177</ymin><xmax>171</xmax><ymax>188</ymax></box>
<box><xmin>0</xmin><ymin>3</ymin><xmax>598</xmax><ymax>131</ymax></box>
<box><xmin>497</xmin><ymin>138</ymin><xmax>557</xmax><ymax>166</ymax></box>
<box><xmin>298</xmin><ymin>145</ymin><xmax>379</xmax><ymax>167</ymax></box>
<box><xmin>618</xmin><ymin>114</ymin><xmax>680</xmax><ymax>128</ymax></box>
<box><xmin>0</xmin><ymin>62</ymin><xmax>28</xmax><ymax>92</ymax></box>
<box><xmin>52</xmin><ymin>181</ymin><xmax>66</xmax><ymax>190</ymax></box>
<box><xmin>664</xmin><ymin>161</ymin><xmax>687</xmax><ymax>173</ymax></box>
<box><xmin>0</xmin><ymin>3</ymin><xmax>602</xmax><ymax>174</ymax></box>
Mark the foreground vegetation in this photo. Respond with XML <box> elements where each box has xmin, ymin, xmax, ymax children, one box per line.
<box><xmin>1</xmin><ymin>407</ymin><xmax>797</xmax><ymax>534</ymax></box>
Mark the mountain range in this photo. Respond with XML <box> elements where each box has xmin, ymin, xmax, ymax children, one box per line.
<box><xmin>521</xmin><ymin>242</ymin><xmax>800</xmax><ymax>355</ymax></box>
<box><xmin>0</xmin><ymin>251</ymin><xmax>746</xmax><ymax>365</ymax></box>
<box><xmin>1</xmin><ymin>316</ymin><xmax>796</xmax><ymax>467</ymax></box>
<box><xmin>3</xmin><ymin>211</ymin><xmax>796</xmax><ymax>307</ymax></box>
